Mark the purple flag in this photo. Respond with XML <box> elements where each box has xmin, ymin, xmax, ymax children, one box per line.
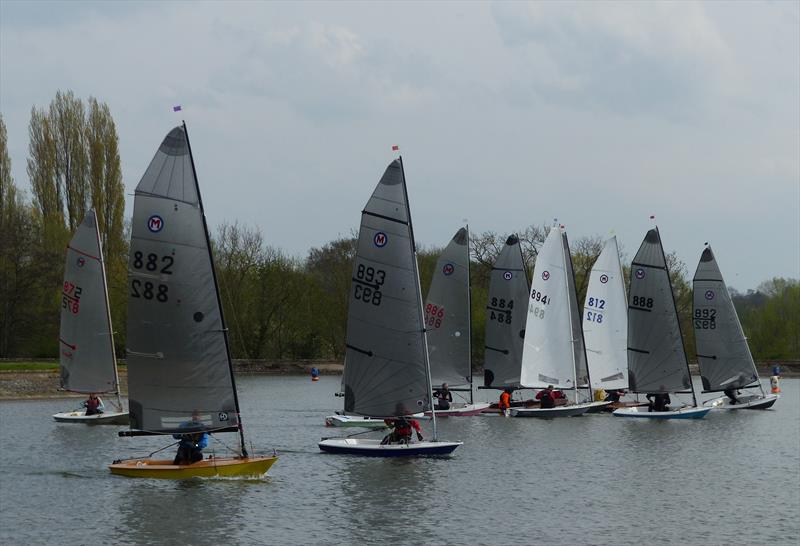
<box><xmin>173</xmin><ymin>105</ymin><xmax>182</xmax><ymax>112</ymax></box>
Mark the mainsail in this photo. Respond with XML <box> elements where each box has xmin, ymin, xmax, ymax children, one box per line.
<box><xmin>693</xmin><ymin>246</ymin><xmax>759</xmax><ymax>391</ymax></box>
<box><xmin>627</xmin><ymin>228</ymin><xmax>692</xmax><ymax>394</ymax></box>
<box><xmin>343</xmin><ymin>159</ymin><xmax>431</xmax><ymax>418</ymax></box>
<box><xmin>59</xmin><ymin>209</ymin><xmax>118</xmax><ymax>394</ymax></box>
<box><xmin>562</xmin><ymin>231</ymin><xmax>589</xmax><ymax>388</ymax></box>
<box><xmin>126</xmin><ymin>125</ymin><xmax>240</xmax><ymax>434</ymax></box>
<box><xmin>520</xmin><ymin>226</ymin><xmax>577</xmax><ymax>390</ymax></box>
<box><xmin>425</xmin><ymin>227</ymin><xmax>471</xmax><ymax>389</ymax></box>
<box><xmin>483</xmin><ymin>235</ymin><xmax>529</xmax><ymax>387</ymax></box>
<box><xmin>583</xmin><ymin>236</ymin><xmax>628</xmax><ymax>390</ymax></box>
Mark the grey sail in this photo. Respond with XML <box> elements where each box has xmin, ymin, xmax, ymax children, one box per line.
<box><xmin>562</xmin><ymin>231</ymin><xmax>589</xmax><ymax>388</ymax></box>
<box><xmin>343</xmin><ymin>159</ymin><xmax>431</xmax><ymax>418</ymax></box>
<box><xmin>627</xmin><ymin>228</ymin><xmax>692</xmax><ymax>394</ymax></box>
<box><xmin>126</xmin><ymin>126</ymin><xmax>239</xmax><ymax>434</ymax></box>
<box><xmin>693</xmin><ymin>246</ymin><xmax>758</xmax><ymax>391</ymax></box>
<box><xmin>59</xmin><ymin>209</ymin><xmax>118</xmax><ymax>394</ymax></box>
<box><xmin>425</xmin><ymin>227</ymin><xmax>471</xmax><ymax>388</ymax></box>
<box><xmin>483</xmin><ymin>235</ymin><xmax>529</xmax><ymax>387</ymax></box>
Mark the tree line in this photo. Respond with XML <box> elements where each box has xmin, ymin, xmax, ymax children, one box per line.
<box><xmin>1</xmin><ymin>93</ymin><xmax>798</xmax><ymax>364</ymax></box>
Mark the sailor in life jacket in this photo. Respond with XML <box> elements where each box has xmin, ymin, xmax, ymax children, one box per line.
<box><xmin>83</xmin><ymin>394</ymin><xmax>105</xmax><ymax>416</ymax></box>
<box><xmin>173</xmin><ymin>410</ymin><xmax>209</xmax><ymax>465</ymax></box>
<box><xmin>535</xmin><ymin>385</ymin><xmax>564</xmax><ymax>409</ymax></box>
<box><xmin>381</xmin><ymin>416</ymin><xmax>423</xmax><ymax>445</ymax></box>
<box><xmin>433</xmin><ymin>383</ymin><xmax>453</xmax><ymax>410</ymax></box>
<box><xmin>499</xmin><ymin>387</ymin><xmax>513</xmax><ymax>413</ymax></box>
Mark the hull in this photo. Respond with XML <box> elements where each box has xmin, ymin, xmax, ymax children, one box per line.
<box><xmin>510</xmin><ymin>403</ymin><xmax>593</xmax><ymax>418</ymax></box>
<box><xmin>703</xmin><ymin>393</ymin><xmax>779</xmax><ymax>410</ymax></box>
<box><xmin>422</xmin><ymin>403</ymin><xmax>492</xmax><ymax>417</ymax></box>
<box><xmin>324</xmin><ymin>415</ymin><xmax>388</xmax><ymax>428</ymax></box>
<box><xmin>53</xmin><ymin>410</ymin><xmax>129</xmax><ymax>425</ymax></box>
<box><xmin>318</xmin><ymin>438</ymin><xmax>462</xmax><ymax>457</ymax></box>
<box><xmin>109</xmin><ymin>455</ymin><xmax>278</xmax><ymax>479</ymax></box>
<box><xmin>584</xmin><ymin>401</ymin><xmax>613</xmax><ymax>414</ymax></box>
<box><xmin>612</xmin><ymin>406</ymin><xmax>711</xmax><ymax>420</ymax></box>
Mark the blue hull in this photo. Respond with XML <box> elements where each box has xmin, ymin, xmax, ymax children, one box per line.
<box><xmin>613</xmin><ymin>408</ymin><xmax>711</xmax><ymax>420</ymax></box>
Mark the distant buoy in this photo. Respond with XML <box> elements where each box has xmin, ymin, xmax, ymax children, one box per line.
<box><xmin>311</xmin><ymin>366</ymin><xmax>320</xmax><ymax>381</ymax></box>
<box><xmin>770</xmin><ymin>375</ymin><xmax>781</xmax><ymax>394</ymax></box>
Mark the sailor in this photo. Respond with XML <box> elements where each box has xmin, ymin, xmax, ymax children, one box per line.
<box><xmin>433</xmin><ymin>383</ymin><xmax>453</xmax><ymax>410</ymax></box>
<box><xmin>498</xmin><ymin>387</ymin><xmax>513</xmax><ymax>414</ymax></box>
<box><xmin>381</xmin><ymin>416</ymin><xmax>423</xmax><ymax>445</ymax></box>
<box><xmin>173</xmin><ymin>410</ymin><xmax>209</xmax><ymax>465</ymax></box>
<box><xmin>646</xmin><ymin>393</ymin><xmax>671</xmax><ymax>412</ymax></box>
<box><xmin>723</xmin><ymin>388</ymin><xmax>739</xmax><ymax>405</ymax></box>
<box><xmin>83</xmin><ymin>394</ymin><xmax>104</xmax><ymax>416</ymax></box>
<box><xmin>536</xmin><ymin>385</ymin><xmax>557</xmax><ymax>409</ymax></box>
<box><xmin>604</xmin><ymin>389</ymin><xmax>626</xmax><ymax>403</ymax></box>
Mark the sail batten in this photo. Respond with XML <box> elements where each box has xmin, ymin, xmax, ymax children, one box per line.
<box><xmin>125</xmin><ymin>126</ymin><xmax>238</xmax><ymax>434</ymax></box>
<box><xmin>59</xmin><ymin>209</ymin><xmax>118</xmax><ymax>394</ymax></box>
<box><xmin>692</xmin><ymin>246</ymin><xmax>759</xmax><ymax>391</ymax></box>
<box><xmin>483</xmin><ymin>235</ymin><xmax>529</xmax><ymax>387</ymax></box>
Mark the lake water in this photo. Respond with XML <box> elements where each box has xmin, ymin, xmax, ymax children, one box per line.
<box><xmin>1</xmin><ymin>376</ymin><xmax>798</xmax><ymax>545</ymax></box>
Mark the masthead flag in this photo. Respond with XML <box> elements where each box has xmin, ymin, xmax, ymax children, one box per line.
<box><xmin>391</xmin><ymin>145</ymin><xmax>399</xmax><ymax>151</ymax></box>
<box><xmin>173</xmin><ymin>105</ymin><xmax>182</xmax><ymax>112</ymax></box>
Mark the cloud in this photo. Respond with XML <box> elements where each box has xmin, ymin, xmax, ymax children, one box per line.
<box><xmin>490</xmin><ymin>1</ymin><xmax>735</xmax><ymax>119</ymax></box>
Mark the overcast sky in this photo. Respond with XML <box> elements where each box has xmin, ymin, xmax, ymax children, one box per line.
<box><xmin>1</xmin><ymin>0</ymin><xmax>798</xmax><ymax>291</ymax></box>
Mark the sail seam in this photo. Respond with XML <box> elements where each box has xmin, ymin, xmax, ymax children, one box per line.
<box><xmin>362</xmin><ymin>210</ymin><xmax>408</xmax><ymax>225</ymax></box>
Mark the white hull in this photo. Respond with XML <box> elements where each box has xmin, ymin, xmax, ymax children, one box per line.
<box><xmin>420</xmin><ymin>402</ymin><xmax>492</xmax><ymax>417</ymax></box>
<box><xmin>612</xmin><ymin>405</ymin><xmax>710</xmax><ymax>420</ymax></box>
<box><xmin>319</xmin><ymin>438</ymin><xmax>462</xmax><ymax>457</ymax></box>
<box><xmin>324</xmin><ymin>415</ymin><xmax>388</xmax><ymax>428</ymax></box>
<box><xmin>53</xmin><ymin>410</ymin><xmax>129</xmax><ymax>424</ymax></box>
<box><xmin>510</xmin><ymin>403</ymin><xmax>593</xmax><ymax>418</ymax></box>
<box><xmin>703</xmin><ymin>393</ymin><xmax>779</xmax><ymax>410</ymax></box>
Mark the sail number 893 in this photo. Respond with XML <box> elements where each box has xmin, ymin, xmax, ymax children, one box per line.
<box><xmin>354</xmin><ymin>264</ymin><xmax>386</xmax><ymax>306</ymax></box>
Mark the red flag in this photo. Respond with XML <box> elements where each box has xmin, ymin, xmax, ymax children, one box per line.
<box><xmin>392</xmin><ymin>145</ymin><xmax>399</xmax><ymax>151</ymax></box>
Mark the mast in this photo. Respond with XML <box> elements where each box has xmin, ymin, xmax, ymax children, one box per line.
<box><xmin>466</xmin><ymin>224</ymin><xmax>474</xmax><ymax>406</ymax></box>
<box><xmin>399</xmin><ymin>156</ymin><xmax>438</xmax><ymax>441</ymax></box>
<box><xmin>658</xmin><ymin>226</ymin><xmax>696</xmax><ymax>408</ymax></box>
<box><xmin>94</xmin><ymin>210</ymin><xmax>123</xmax><ymax>412</ymax></box>
<box><xmin>183</xmin><ymin>122</ymin><xmax>248</xmax><ymax>457</ymax></box>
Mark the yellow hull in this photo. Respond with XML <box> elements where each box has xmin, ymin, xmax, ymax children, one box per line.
<box><xmin>109</xmin><ymin>455</ymin><xmax>277</xmax><ymax>479</ymax></box>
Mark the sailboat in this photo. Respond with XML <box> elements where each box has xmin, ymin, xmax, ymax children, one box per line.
<box><xmin>613</xmin><ymin>227</ymin><xmax>710</xmax><ymax>419</ymax></box>
<box><xmin>582</xmin><ymin>236</ymin><xmax>642</xmax><ymax>411</ymax></box>
<box><xmin>422</xmin><ymin>227</ymin><xmax>489</xmax><ymax>416</ymax></box>
<box><xmin>318</xmin><ymin>158</ymin><xmax>462</xmax><ymax>456</ymax></box>
<box><xmin>109</xmin><ymin>124</ymin><xmax>278</xmax><ymax>478</ymax></box>
<box><xmin>53</xmin><ymin>209</ymin><xmax>129</xmax><ymax>424</ymax></box>
<box><xmin>511</xmin><ymin>225</ymin><xmax>598</xmax><ymax>417</ymax></box>
<box><xmin>694</xmin><ymin>245</ymin><xmax>779</xmax><ymax>410</ymax></box>
<box><xmin>482</xmin><ymin>234</ymin><xmax>529</xmax><ymax>389</ymax></box>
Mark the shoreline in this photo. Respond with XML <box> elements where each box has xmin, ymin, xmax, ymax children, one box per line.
<box><xmin>0</xmin><ymin>361</ymin><xmax>796</xmax><ymax>401</ymax></box>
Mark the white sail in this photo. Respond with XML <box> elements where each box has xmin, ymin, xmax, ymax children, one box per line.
<box><xmin>520</xmin><ymin>226</ymin><xmax>576</xmax><ymax>389</ymax></box>
<box><xmin>583</xmin><ymin>236</ymin><xmax>628</xmax><ymax>390</ymax></box>
<box><xmin>59</xmin><ymin>209</ymin><xmax>118</xmax><ymax>394</ymax></box>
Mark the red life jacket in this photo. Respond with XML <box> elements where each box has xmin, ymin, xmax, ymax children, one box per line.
<box><xmin>86</xmin><ymin>397</ymin><xmax>100</xmax><ymax>411</ymax></box>
<box><xmin>499</xmin><ymin>392</ymin><xmax>511</xmax><ymax>410</ymax></box>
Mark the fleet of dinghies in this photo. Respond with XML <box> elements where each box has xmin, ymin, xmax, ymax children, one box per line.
<box><xmin>48</xmin><ymin>125</ymin><xmax>779</xmax><ymax>477</ymax></box>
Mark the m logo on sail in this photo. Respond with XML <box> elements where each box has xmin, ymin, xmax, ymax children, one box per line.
<box><xmin>374</xmin><ymin>232</ymin><xmax>387</xmax><ymax>247</ymax></box>
<box><xmin>147</xmin><ymin>215</ymin><xmax>164</xmax><ymax>233</ymax></box>
<box><xmin>442</xmin><ymin>263</ymin><xmax>455</xmax><ymax>276</ymax></box>
<box><xmin>599</xmin><ymin>274</ymin><xmax>608</xmax><ymax>284</ymax></box>
<box><xmin>541</xmin><ymin>270</ymin><xmax>550</xmax><ymax>281</ymax></box>
<box><xmin>705</xmin><ymin>290</ymin><xmax>715</xmax><ymax>300</ymax></box>
<box><xmin>635</xmin><ymin>268</ymin><xmax>645</xmax><ymax>279</ymax></box>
